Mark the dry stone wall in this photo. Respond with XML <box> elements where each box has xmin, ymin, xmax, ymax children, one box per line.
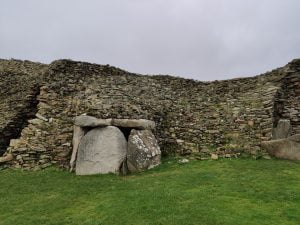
<box><xmin>273</xmin><ymin>59</ymin><xmax>300</xmax><ymax>135</ymax></box>
<box><xmin>0</xmin><ymin>59</ymin><xmax>47</xmax><ymax>156</ymax></box>
<box><xmin>0</xmin><ymin>58</ymin><xmax>299</xmax><ymax>170</ymax></box>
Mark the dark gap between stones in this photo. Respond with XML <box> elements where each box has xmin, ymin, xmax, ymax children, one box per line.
<box><xmin>118</xmin><ymin>127</ymin><xmax>132</xmax><ymax>141</ymax></box>
<box><xmin>81</xmin><ymin>126</ymin><xmax>132</xmax><ymax>141</ymax></box>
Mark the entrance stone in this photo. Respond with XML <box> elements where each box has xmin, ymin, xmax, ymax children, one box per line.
<box><xmin>76</xmin><ymin>126</ymin><xmax>127</xmax><ymax>175</ymax></box>
<box><xmin>127</xmin><ymin>129</ymin><xmax>161</xmax><ymax>172</ymax></box>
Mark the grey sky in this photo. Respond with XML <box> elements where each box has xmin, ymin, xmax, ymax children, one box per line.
<box><xmin>1</xmin><ymin>0</ymin><xmax>299</xmax><ymax>80</ymax></box>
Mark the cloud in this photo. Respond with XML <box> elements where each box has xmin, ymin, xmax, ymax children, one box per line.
<box><xmin>0</xmin><ymin>0</ymin><xmax>299</xmax><ymax>80</ymax></box>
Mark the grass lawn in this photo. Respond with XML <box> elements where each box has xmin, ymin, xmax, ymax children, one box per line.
<box><xmin>0</xmin><ymin>158</ymin><xmax>299</xmax><ymax>225</ymax></box>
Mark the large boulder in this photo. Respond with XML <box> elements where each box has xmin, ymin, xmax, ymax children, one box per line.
<box><xmin>76</xmin><ymin>126</ymin><xmax>127</xmax><ymax>175</ymax></box>
<box><xmin>127</xmin><ymin>129</ymin><xmax>161</xmax><ymax>173</ymax></box>
<box><xmin>272</xmin><ymin>119</ymin><xmax>291</xmax><ymax>140</ymax></box>
<box><xmin>261</xmin><ymin>134</ymin><xmax>300</xmax><ymax>160</ymax></box>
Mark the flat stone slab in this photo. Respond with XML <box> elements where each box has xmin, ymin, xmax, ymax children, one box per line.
<box><xmin>261</xmin><ymin>134</ymin><xmax>300</xmax><ymax>160</ymax></box>
<box><xmin>76</xmin><ymin>126</ymin><xmax>127</xmax><ymax>175</ymax></box>
<box><xmin>74</xmin><ymin>116</ymin><xmax>155</xmax><ymax>130</ymax></box>
<box><xmin>112</xmin><ymin>119</ymin><xmax>155</xmax><ymax>130</ymax></box>
<box><xmin>127</xmin><ymin>129</ymin><xmax>161</xmax><ymax>172</ymax></box>
<box><xmin>74</xmin><ymin>115</ymin><xmax>112</xmax><ymax>127</ymax></box>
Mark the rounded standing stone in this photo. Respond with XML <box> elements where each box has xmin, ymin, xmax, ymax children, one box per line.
<box><xmin>76</xmin><ymin>126</ymin><xmax>127</xmax><ymax>175</ymax></box>
<box><xmin>127</xmin><ymin>129</ymin><xmax>161</xmax><ymax>173</ymax></box>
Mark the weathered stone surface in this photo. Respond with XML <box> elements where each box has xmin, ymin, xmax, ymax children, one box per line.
<box><xmin>127</xmin><ymin>129</ymin><xmax>161</xmax><ymax>172</ymax></box>
<box><xmin>74</xmin><ymin>115</ymin><xmax>112</xmax><ymax>127</ymax></box>
<box><xmin>70</xmin><ymin>125</ymin><xmax>85</xmax><ymax>172</ymax></box>
<box><xmin>272</xmin><ymin>119</ymin><xmax>291</xmax><ymax>140</ymax></box>
<box><xmin>112</xmin><ymin>119</ymin><xmax>155</xmax><ymax>130</ymax></box>
<box><xmin>74</xmin><ymin>116</ymin><xmax>155</xmax><ymax>130</ymax></box>
<box><xmin>9</xmin><ymin>139</ymin><xmax>21</xmax><ymax>148</ymax></box>
<box><xmin>35</xmin><ymin>113</ymin><xmax>48</xmax><ymax>122</ymax></box>
<box><xmin>261</xmin><ymin>134</ymin><xmax>300</xmax><ymax>160</ymax></box>
<box><xmin>0</xmin><ymin>153</ymin><xmax>13</xmax><ymax>163</ymax></box>
<box><xmin>76</xmin><ymin>126</ymin><xmax>127</xmax><ymax>175</ymax></box>
<box><xmin>1</xmin><ymin>58</ymin><xmax>300</xmax><ymax>169</ymax></box>
<box><xmin>178</xmin><ymin>158</ymin><xmax>189</xmax><ymax>164</ymax></box>
<box><xmin>0</xmin><ymin>59</ymin><xmax>46</xmax><ymax>157</ymax></box>
<box><xmin>211</xmin><ymin>153</ymin><xmax>218</xmax><ymax>160</ymax></box>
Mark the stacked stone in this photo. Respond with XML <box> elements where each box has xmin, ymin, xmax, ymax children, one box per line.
<box><xmin>0</xmin><ymin>59</ymin><xmax>47</xmax><ymax>156</ymax></box>
<box><xmin>274</xmin><ymin>59</ymin><xmax>300</xmax><ymax>135</ymax></box>
<box><xmin>1</xmin><ymin>58</ymin><xmax>299</xmax><ymax>170</ymax></box>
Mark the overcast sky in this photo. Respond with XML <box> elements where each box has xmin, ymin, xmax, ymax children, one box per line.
<box><xmin>1</xmin><ymin>0</ymin><xmax>299</xmax><ymax>80</ymax></box>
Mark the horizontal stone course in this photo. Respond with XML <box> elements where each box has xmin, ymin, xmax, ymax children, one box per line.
<box><xmin>0</xmin><ymin>58</ymin><xmax>299</xmax><ymax>170</ymax></box>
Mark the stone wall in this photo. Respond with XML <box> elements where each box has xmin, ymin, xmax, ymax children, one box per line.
<box><xmin>0</xmin><ymin>59</ymin><xmax>47</xmax><ymax>156</ymax></box>
<box><xmin>1</xmin><ymin>58</ymin><xmax>299</xmax><ymax>170</ymax></box>
<box><xmin>273</xmin><ymin>59</ymin><xmax>300</xmax><ymax>135</ymax></box>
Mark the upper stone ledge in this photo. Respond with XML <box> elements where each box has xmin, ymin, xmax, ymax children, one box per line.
<box><xmin>285</xmin><ymin>58</ymin><xmax>300</xmax><ymax>71</ymax></box>
<box><xmin>0</xmin><ymin>58</ymin><xmax>48</xmax><ymax>74</ymax></box>
<box><xmin>48</xmin><ymin>59</ymin><xmax>131</xmax><ymax>77</ymax></box>
<box><xmin>289</xmin><ymin>58</ymin><xmax>300</xmax><ymax>64</ymax></box>
<box><xmin>1</xmin><ymin>57</ymin><xmax>299</xmax><ymax>82</ymax></box>
<box><xmin>74</xmin><ymin>115</ymin><xmax>156</xmax><ymax>130</ymax></box>
<box><xmin>47</xmin><ymin>58</ymin><xmax>299</xmax><ymax>83</ymax></box>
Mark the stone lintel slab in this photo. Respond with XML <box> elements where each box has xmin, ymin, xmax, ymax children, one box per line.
<box><xmin>74</xmin><ymin>115</ymin><xmax>155</xmax><ymax>130</ymax></box>
<box><xmin>112</xmin><ymin>119</ymin><xmax>155</xmax><ymax>130</ymax></box>
<box><xmin>74</xmin><ymin>115</ymin><xmax>112</xmax><ymax>127</ymax></box>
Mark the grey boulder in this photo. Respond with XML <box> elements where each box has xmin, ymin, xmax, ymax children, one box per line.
<box><xmin>127</xmin><ymin>129</ymin><xmax>161</xmax><ymax>172</ymax></box>
<box><xmin>76</xmin><ymin>126</ymin><xmax>127</xmax><ymax>175</ymax></box>
<box><xmin>261</xmin><ymin>134</ymin><xmax>300</xmax><ymax>160</ymax></box>
<box><xmin>272</xmin><ymin>119</ymin><xmax>291</xmax><ymax>140</ymax></box>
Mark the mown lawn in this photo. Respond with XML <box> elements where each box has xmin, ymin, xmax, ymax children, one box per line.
<box><xmin>0</xmin><ymin>158</ymin><xmax>299</xmax><ymax>225</ymax></box>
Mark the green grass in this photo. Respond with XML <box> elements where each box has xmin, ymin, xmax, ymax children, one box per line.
<box><xmin>0</xmin><ymin>158</ymin><xmax>300</xmax><ymax>225</ymax></box>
